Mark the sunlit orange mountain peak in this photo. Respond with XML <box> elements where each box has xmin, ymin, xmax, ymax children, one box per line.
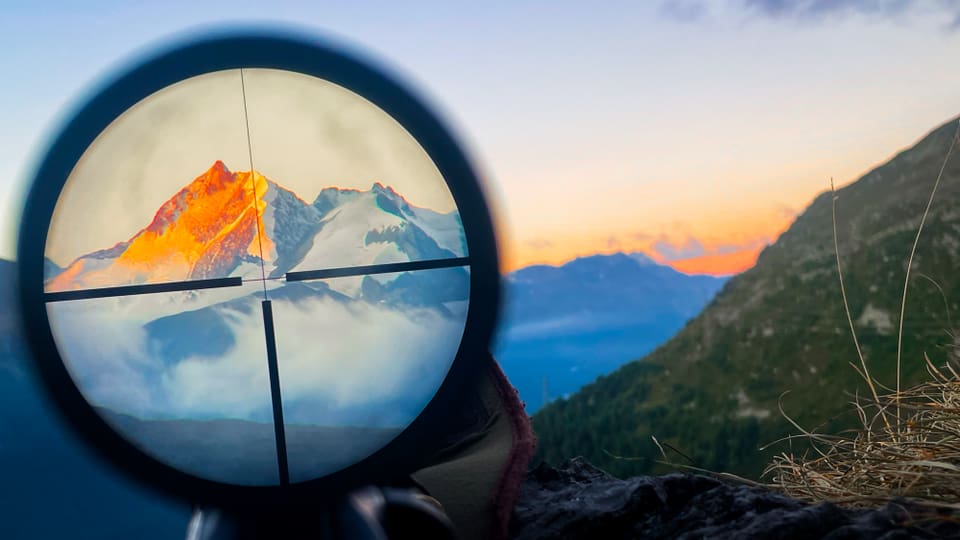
<box><xmin>48</xmin><ymin>161</ymin><xmax>280</xmax><ymax>291</ymax></box>
<box><xmin>45</xmin><ymin>162</ymin><xmax>467</xmax><ymax>295</ymax></box>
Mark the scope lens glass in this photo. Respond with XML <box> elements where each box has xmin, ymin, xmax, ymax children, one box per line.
<box><xmin>42</xmin><ymin>69</ymin><xmax>471</xmax><ymax>485</ymax></box>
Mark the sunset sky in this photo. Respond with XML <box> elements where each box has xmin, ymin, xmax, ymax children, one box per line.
<box><xmin>3</xmin><ymin>1</ymin><xmax>960</xmax><ymax>275</ymax></box>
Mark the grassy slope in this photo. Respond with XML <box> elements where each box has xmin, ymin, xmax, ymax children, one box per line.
<box><xmin>532</xmin><ymin>117</ymin><xmax>960</xmax><ymax>480</ymax></box>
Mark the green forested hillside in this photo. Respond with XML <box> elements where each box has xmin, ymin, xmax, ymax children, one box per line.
<box><xmin>533</xmin><ymin>117</ymin><xmax>960</xmax><ymax>480</ymax></box>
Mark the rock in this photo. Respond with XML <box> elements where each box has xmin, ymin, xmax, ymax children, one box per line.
<box><xmin>510</xmin><ymin>458</ymin><xmax>960</xmax><ymax>539</ymax></box>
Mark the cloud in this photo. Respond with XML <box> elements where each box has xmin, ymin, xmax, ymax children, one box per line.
<box><xmin>744</xmin><ymin>0</ymin><xmax>907</xmax><ymax>18</ymax></box>
<box><xmin>714</xmin><ymin>237</ymin><xmax>771</xmax><ymax>255</ymax></box>
<box><xmin>629</xmin><ymin>231</ymin><xmax>656</xmax><ymax>242</ymax></box>
<box><xmin>48</xmin><ymin>299</ymin><xmax>160</xmax><ymax>415</ymax></box>
<box><xmin>640</xmin><ymin>229</ymin><xmax>775</xmax><ymax>266</ymax></box>
<box><xmin>525</xmin><ymin>238</ymin><xmax>554</xmax><ymax>250</ymax></box>
<box><xmin>653</xmin><ymin>236</ymin><xmax>707</xmax><ymax>260</ymax></box>
<box><xmin>47</xmin><ymin>285</ymin><xmax>466</xmax><ymax>430</ymax></box>
<box><xmin>741</xmin><ymin>0</ymin><xmax>960</xmax><ymax>23</ymax></box>
<box><xmin>950</xmin><ymin>9</ymin><xmax>960</xmax><ymax>27</ymax></box>
<box><xmin>658</xmin><ymin>0</ymin><xmax>960</xmax><ymax>27</ymax></box>
<box><xmin>504</xmin><ymin>314</ymin><xmax>594</xmax><ymax>340</ymax></box>
<box><xmin>659</xmin><ymin>0</ymin><xmax>711</xmax><ymax>22</ymax></box>
<box><xmin>165</xmin><ymin>294</ymin><xmax>464</xmax><ymax>427</ymax></box>
<box><xmin>46</xmin><ymin>280</ymin><xmax>470</xmax><ymax>484</ymax></box>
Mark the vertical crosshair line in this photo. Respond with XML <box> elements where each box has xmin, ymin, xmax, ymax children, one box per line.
<box><xmin>261</xmin><ymin>300</ymin><xmax>290</xmax><ymax>486</ymax></box>
<box><xmin>239</xmin><ymin>68</ymin><xmax>270</xmax><ymax>301</ymax></box>
<box><xmin>240</xmin><ymin>68</ymin><xmax>289</xmax><ymax>485</ymax></box>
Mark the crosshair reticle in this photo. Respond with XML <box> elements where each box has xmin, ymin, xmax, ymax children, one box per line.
<box><xmin>40</xmin><ymin>66</ymin><xmax>476</xmax><ymax>487</ymax></box>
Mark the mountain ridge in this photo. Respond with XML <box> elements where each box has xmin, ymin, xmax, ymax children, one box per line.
<box><xmin>46</xmin><ymin>161</ymin><xmax>466</xmax><ymax>296</ymax></box>
<box><xmin>532</xmin><ymin>115</ymin><xmax>960</xmax><ymax>479</ymax></box>
<box><xmin>496</xmin><ymin>251</ymin><xmax>727</xmax><ymax>413</ymax></box>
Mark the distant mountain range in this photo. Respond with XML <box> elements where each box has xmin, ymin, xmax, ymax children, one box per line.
<box><xmin>533</xmin><ymin>115</ymin><xmax>960</xmax><ymax>480</ymax></box>
<box><xmin>495</xmin><ymin>253</ymin><xmax>727</xmax><ymax>413</ymax></box>
<box><xmin>47</xmin><ymin>160</ymin><xmax>466</xmax><ymax>295</ymax></box>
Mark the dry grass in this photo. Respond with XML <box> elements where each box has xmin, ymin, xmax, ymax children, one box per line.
<box><xmin>767</xmin><ymin>121</ymin><xmax>960</xmax><ymax>511</ymax></box>
<box><xmin>766</xmin><ymin>356</ymin><xmax>960</xmax><ymax>510</ymax></box>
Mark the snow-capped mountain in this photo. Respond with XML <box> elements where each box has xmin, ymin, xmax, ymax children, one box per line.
<box><xmin>42</xmin><ymin>162</ymin><xmax>472</xmax><ymax>484</ymax></box>
<box><xmin>45</xmin><ymin>161</ymin><xmax>466</xmax><ymax>295</ymax></box>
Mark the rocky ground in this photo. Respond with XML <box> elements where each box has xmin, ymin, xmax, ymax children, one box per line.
<box><xmin>511</xmin><ymin>458</ymin><xmax>960</xmax><ymax>539</ymax></box>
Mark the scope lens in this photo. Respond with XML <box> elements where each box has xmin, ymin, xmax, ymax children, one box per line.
<box><xmin>42</xmin><ymin>68</ymin><xmax>471</xmax><ymax>485</ymax></box>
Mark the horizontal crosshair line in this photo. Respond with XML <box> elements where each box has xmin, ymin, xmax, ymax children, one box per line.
<box><xmin>42</xmin><ymin>257</ymin><xmax>471</xmax><ymax>302</ymax></box>
<box><xmin>285</xmin><ymin>257</ymin><xmax>471</xmax><ymax>282</ymax></box>
<box><xmin>44</xmin><ymin>277</ymin><xmax>244</xmax><ymax>302</ymax></box>
<box><xmin>243</xmin><ymin>276</ymin><xmax>287</xmax><ymax>283</ymax></box>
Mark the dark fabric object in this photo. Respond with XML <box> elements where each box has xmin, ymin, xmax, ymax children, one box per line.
<box><xmin>511</xmin><ymin>458</ymin><xmax>960</xmax><ymax>540</ymax></box>
<box><xmin>488</xmin><ymin>358</ymin><xmax>537</xmax><ymax>536</ymax></box>
<box><xmin>413</xmin><ymin>354</ymin><xmax>537</xmax><ymax>540</ymax></box>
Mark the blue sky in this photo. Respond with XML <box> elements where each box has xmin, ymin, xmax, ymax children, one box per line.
<box><xmin>3</xmin><ymin>0</ymin><xmax>960</xmax><ymax>272</ymax></box>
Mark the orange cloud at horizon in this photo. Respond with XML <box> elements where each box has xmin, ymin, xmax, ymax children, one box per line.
<box><xmin>500</xmin><ymin>206</ymin><xmax>797</xmax><ymax>277</ymax></box>
<box><xmin>656</xmin><ymin>245</ymin><xmax>765</xmax><ymax>276</ymax></box>
<box><xmin>500</xmin><ymin>235</ymin><xmax>772</xmax><ymax>277</ymax></box>
<box><xmin>504</xmin><ymin>242</ymin><xmax>764</xmax><ymax>277</ymax></box>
